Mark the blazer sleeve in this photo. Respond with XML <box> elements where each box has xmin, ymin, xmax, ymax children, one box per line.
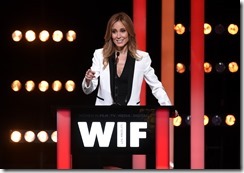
<box><xmin>82</xmin><ymin>49</ymin><xmax>102</xmax><ymax>95</ymax></box>
<box><xmin>142</xmin><ymin>52</ymin><xmax>172</xmax><ymax>105</ymax></box>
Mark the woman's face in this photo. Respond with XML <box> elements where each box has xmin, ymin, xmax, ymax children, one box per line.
<box><xmin>111</xmin><ymin>21</ymin><xmax>129</xmax><ymax>50</ymax></box>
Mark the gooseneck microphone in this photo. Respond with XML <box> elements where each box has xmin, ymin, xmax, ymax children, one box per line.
<box><xmin>113</xmin><ymin>51</ymin><xmax>120</xmax><ymax>105</ymax></box>
<box><xmin>115</xmin><ymin>51</ymin><xmax>120</xmax><ymax>65</ymax></box>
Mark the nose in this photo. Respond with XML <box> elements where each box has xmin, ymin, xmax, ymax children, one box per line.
<box><xmin>116</xmin><ymin>32</ymin><xmax>121</xmax><ymax>38</ymax></box>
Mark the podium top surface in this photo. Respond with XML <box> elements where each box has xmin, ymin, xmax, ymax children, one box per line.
<box><xmin>56</xmin><ymin>105</ymin><xmax>177</xmax><ymax>118</ymax></box>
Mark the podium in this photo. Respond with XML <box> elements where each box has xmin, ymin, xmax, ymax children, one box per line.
<box><xmin>56</xmin><ymin>106</ymin><xmax>175</xmax><ymax>169</ymax></box>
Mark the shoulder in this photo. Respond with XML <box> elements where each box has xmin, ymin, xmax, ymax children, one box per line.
<box><xmin>136</xmin><ymin>49</ymin><xmax>149</xmax><ymax>56</ymax></box>
<box><xmin>94</xmin><ymin>48</ymin><xmax>103</xmax><ymax>55</ymax></box>
<box><xmin>92</xmin><ymin>48</ymin><xmax>104</xmax><ymax>61</ymax></box>
<box><xmin>135</xmin><ymin>50</ymin><xmax>150</xmax><ymax>61</ymax></box>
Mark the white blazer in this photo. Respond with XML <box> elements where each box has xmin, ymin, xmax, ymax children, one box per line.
<box><xmin>82</xmin><ymin>48</ymin><xmax>172</xmax><ymax>106</ymax></box>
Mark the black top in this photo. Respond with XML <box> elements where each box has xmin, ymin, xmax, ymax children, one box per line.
<box><xmin>109</xmin><ymin>52</ymin><xmax>135</xmax><ymax>106</ymax></box>
<box><xmin>115</xmin><ymin>57</ymin><xmax>130</xmax><ymax>105</ymax></box>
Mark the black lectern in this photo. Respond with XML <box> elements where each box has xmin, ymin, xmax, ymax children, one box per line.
<box><xmin>57</xmin><ymin>106</ymin><xmax>175</xmax><ymax>169</ymax></box>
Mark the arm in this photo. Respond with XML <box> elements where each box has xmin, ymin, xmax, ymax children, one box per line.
<box><xmin>82</xmin><ymin>50</ymin><xmax>101</xmax><ymax>95</ymax></box>
<box><xmin>143</xmin><ymin>53</ymin><xmax>172</xmax><ymax>105</ymax></box>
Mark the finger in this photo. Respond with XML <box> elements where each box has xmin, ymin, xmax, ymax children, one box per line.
<box><xmin>88</xmin><ymin>70</ymin><xmax>94</xmax><ymax>75</ymax></box>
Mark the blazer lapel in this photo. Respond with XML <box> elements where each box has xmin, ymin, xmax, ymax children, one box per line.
<box><xmin>109</xmin><ymin>54</ymin><xmax>116</xmax><ymax>102</ymax></box>
<box><xmin>125</xmin><ymin>54</ymin><xmax>135</xmax><ymax>104</ymax></box>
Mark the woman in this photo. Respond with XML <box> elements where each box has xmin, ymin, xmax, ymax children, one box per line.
<box><xmin>81</xmin><ymin>12</ymin><xmax>173</xmax><ymax>169</ymax></box>
<box><xmin>82</xmin><ymin>12</ymin><xmax>172</xmax><ymax>106</ymax></box>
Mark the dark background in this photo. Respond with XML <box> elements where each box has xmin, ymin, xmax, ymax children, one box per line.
<box><xmin>0</xmin><ymin>0</ymin><xmax>240</xmax><ymax>169</ymax></box>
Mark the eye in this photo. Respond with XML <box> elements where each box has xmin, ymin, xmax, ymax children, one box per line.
<box><xmin>111</xmin><ymin>29</ymin><xmax>117</xmax><ymax>34</ymax></box>
<box><xmin>120</xmin><ymin>28</ymin><xmax>126</xmax><ymax>32</ymax></box>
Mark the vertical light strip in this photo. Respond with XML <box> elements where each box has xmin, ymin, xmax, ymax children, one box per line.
<box><xmin>133</xmin><ymin>0</ymin><xmax>147</xmax><ymax>169</ymax></box>
<box><xmin>161</xmin><ymin>0</ymin><xmax>175</xmax><ymax>169</ymax></box>
<box><xmin>133</xmin><ymin>0</ymin><xmax>146</xmax><ymax>106</ymax></box>
<box><xmin>57</xmin><ymin>109</ymin><xmax>71</xmax><ymax>169</ymax></box>
<box><xmin>190</xmin><ymin>0</ymin><xmax>205</xmax><ymax>169</ymax></box>
<box><xmin>156</xmin><ymin>108</ymin><xmax>169</xmax><ymax>169</ymax></box>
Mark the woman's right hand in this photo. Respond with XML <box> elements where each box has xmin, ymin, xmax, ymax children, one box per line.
<box><xmin>85</xmin><ymin>69</ymin><xmax>95</xmax><ymax>86</ymax></box>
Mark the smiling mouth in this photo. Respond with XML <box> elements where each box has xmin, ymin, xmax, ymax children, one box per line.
<box><xmin>116</xmin><ymin>40</ymin><xmax>123</xmax><ymax>43</ymax></box>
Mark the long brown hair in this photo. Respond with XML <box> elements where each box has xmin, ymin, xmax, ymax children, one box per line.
<box><xmin>102</xmin><ymin>12</ymin><xmax>139</xmax><ymax>68</ymax></box>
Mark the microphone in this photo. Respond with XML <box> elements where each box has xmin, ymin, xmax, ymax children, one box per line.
<box><xmin>113</xmin><ymin>51</ymin><xmax>120</xmax><ymax>105</ymax></box>
<box><xmin>115</xmin><ymin>52</ymin><xmax>120</xmax><ymax>64</ymax></box>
